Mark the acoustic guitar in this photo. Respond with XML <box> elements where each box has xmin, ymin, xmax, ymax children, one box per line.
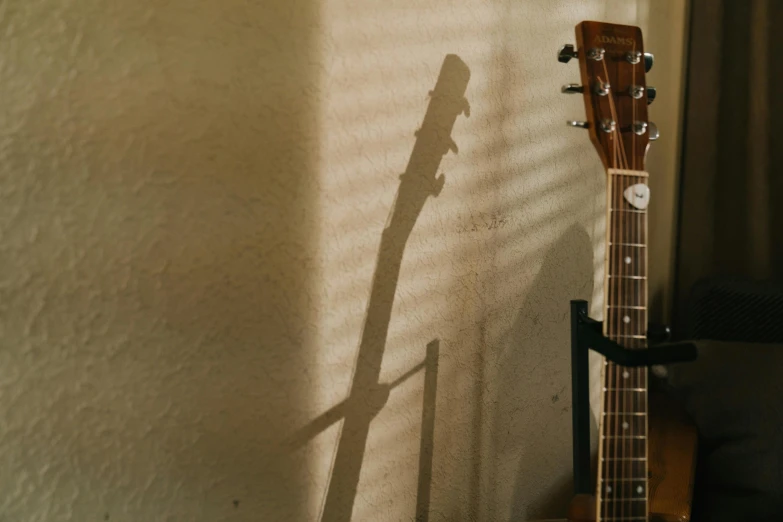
<box><xmin>557</xmin><ymin>21</ymin><xmax>698</xmax><ymax>522</ymax></box>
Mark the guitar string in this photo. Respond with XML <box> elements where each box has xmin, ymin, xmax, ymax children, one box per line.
<box><xmin>609</xmin><ymin>75</ymin><xmax>620</xmax><ymax>520</ymax></box>
<box><xmin>601</xmin><ymin>69</ymin><xmax>625</xmax><ymax>520</ymax></box>
<box><xmin>630</xmin><ymin>48</ymin><xmax>649</xmax><ymax>518</ymax></box>
<box><xmin>597</xmin><ymin>75</ymin><xmax>619</xmax><ymax>520</ymax></box>
<box><xmin>630</xmin><ymin>48</ymin><xmax>647</xmax><ymax>518</ymax></box>
<box><xmin>615</xmin><ymin>90</ymin><xmax>625</xmax><ymax>522</ymax></box>
<box><xmin>622</xmin><ymin>49</ymin><xmax>639</xmax><ymax>515</ymax></box>
<box><xmin>601</xmin><ymin>72</ymin><xmax>619</xmax><ymax>521</ymax></box>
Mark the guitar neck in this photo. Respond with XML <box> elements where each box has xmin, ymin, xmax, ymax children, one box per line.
<box><xmin>598</xmin><ymin>168</ymin><xmax>650</xmax><ymax>520</ymax></box>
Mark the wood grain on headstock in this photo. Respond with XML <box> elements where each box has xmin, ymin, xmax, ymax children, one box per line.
<box><xmin>575</xmin><ymin>21</ymin><xmax>649</xmax><ymax>170</ymax></box>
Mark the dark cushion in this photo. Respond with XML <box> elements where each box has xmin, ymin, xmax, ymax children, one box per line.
<box><xmin>664</xmin><ymin>341</ymin><xmax>783</xmax><ymax>521</ymax></box>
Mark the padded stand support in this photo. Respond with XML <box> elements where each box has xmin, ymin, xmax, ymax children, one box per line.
<box><xmin>570</xmin><ymin>299</ymin><xmax>698</xmax><ymax>495</ymax></box>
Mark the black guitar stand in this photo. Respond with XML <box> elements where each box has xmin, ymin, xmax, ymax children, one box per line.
<box><xmin>569</xmin><ymin>299</ymin><xmax>698</xmax><ymax>495</ymax></box>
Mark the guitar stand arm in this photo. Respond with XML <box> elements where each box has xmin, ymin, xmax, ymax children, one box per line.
<box><xmin>577</xmin><ymin>311</ymin><xmax>698</xmax><ymax>367</ymax></box>
<box><xmin>569</xmin><ymin>299</ymin><xmax>698</xmax><ymax>495</ymax></box>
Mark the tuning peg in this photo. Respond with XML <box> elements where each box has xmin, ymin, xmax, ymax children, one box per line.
<box><xmin>587</xmin><ymin>47</ymin><xmax>606</xmax><ymax>61</ymax></box>
<box><xmin>632</xmin><ymin>121</ymin><xmax>648</xmax><ymax>136</ymax></box>
<box><xmin>625</xmin><ymin>50</ymin><xmax>642</xmax><ymax>64</ymax></box>
<box><xmin>646</xmin><ymin>87</ymin><xmax>656</xmax><ymax>105</ymax></box>
<box><xmin>561</xmin><ymin>84</ymin><xmax>584</xmax><ymax>94</ymax></box>
<box><xmin>558</xmin><ymin>44</ymin><xmax>577</xmax><ymax>63</ymax></box>
<box><xmin>593</xmin><ymin>80</ymin><xmax>611</xmax><ymax>96</ymax></box>
<box><xmin>599</xmin><ymin>119</ymin><xmax>616</xmax><ymax>133</ymax></box>
<box><xmin>567</xmin><ymin>120</ymin><xmax>589</xmax><ymax>129</ymax></box>
<box><xmin>648</xmin><ymin>122</ymin><xmax>659</xmax><ymax>141</ymax></box>
<box><xmin>644</xmin><ymin>52</ymin><xmax>654</xmax><ymax>72</ymax></box>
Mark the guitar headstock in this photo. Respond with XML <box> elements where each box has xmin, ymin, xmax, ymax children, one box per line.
<box><xmin>559</xmin><ymin>21</ymin><xmax>657</xmax><ymax>171</ymax></box>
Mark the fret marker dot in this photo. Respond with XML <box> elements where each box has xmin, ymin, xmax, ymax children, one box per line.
<box><xmin>622</xmin><ymin>370</ymin><xmax>629</xmax><ymax>379</ymax></box>
<box><xmin>623</xmin><ymin>315</ymin><xmax>631</xmax><ymax>324</ymax></box>
<box><xmin>625</xmin><ymin>256</ymin><xmax>632</xmax><ymax>264</ymax></box>
<box><xmin>606</xmin><ymin>485</ymin><xmax>612</xmax><ymax>494</ymax></box>
<box><xmin>637</xmin><ymin>485</ymin><xmax>644</xmax><ymax>494</ymax></box>
<box><xmin>622</xmin><ymin>421</ymin><xmax>629</xmax><ymax>430</ymax></box>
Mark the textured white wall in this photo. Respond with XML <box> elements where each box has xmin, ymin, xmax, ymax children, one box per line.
<box><xmin>0</xmin><ymin>0</ymin><xmax>685</xmax><ymax>521</ymax></box>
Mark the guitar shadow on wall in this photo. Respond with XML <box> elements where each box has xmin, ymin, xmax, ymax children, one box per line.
<box><xmin>287</xmin><ymin>54</ymin><xmax>471</xmax><ymax>522</ymax></box>
<box><xmin>493</xmin><ymin>224</ymin><xmax>596</xmax><ymax>521</ymax></box>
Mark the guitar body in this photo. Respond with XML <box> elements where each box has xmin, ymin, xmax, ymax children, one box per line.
<box><xmin>567</xmin><ymin>494</ymin><xmax>596</xmax><ymax>522</ymax></box>
<box><xmin>648</xmin><ymin>392</ymin><xmax>698</xmax><ymax>522</ymax></box>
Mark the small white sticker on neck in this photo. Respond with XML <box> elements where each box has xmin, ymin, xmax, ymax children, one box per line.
<box><xmin>623</xmin><ymin>183</ymin><xmax>650</xmax><ymax>210</ymax></box>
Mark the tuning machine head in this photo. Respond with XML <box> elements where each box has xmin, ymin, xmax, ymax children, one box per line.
<box><xmin>558</xmin><ymin>44</ymin><xmax>577</xmax><ymax>63</ymax></box>
<box><xmin>648</xmin><ymin>122</ymin><xmax>659</xmax><ymax>141</ymax></box>
<box><xmin>646</xmin><ymin>87</ymin><xmax>656</xmax><ymax>105</ymax></box>
<box><xmin>644</xmin><ymin>52</ymin><xmax>654</xmax><ymax>72</ymax></box>
<box><xmin>561</xmin><ymin>84</ymin><xmax>584</xmax><ymax>94</ymax></box>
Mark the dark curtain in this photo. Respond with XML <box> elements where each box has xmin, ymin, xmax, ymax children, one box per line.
<box><xmin>675</xmin><ymin>0</ymin><xmax>783</xmax><ymax>326</ymax></box>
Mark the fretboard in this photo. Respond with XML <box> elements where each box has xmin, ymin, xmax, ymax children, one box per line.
<box><xmin>598</xmin><ymin>169</ymin><xmax>649</xmax><ymax>521</ymax></box>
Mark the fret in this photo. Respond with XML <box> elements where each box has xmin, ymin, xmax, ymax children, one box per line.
<box><xmin>602</xmin><ymin>389</ymin><xmax>648</xmax><ymax>398</ymax></box>
<box><xmin>601</xmin><ymin>410</ymin><xmax>647</xmax><ymax>426</ymax></box>
<box><xmin>602</xmin><ymin>457</ymin><xmax>647</xmax><ymax>461</ymax></box>
<box><xmin>599</xmin><ymin>518</ymin><xmax>647</xmax><ymax>522</ymax></box>
<box><xmin>602</xmin><ymin>406</ymin><xmax>647</xmax><ymax>416</ymax></box>
<box><xmin>603</xmin><ymin>435</ymin><xmax>646</xmax><ymax>439</ymax></box>
<box><xmin>608</xmin><ymin>242</ymin><xmax>646</xmax><ymax>247</ymax></box>
<box><xmin>606</xmin><ymin>334</ymin><xmax>647</xmax><ymax>342</ymax></box>
<box><xmin>609</xmin><ymin>208</ymin><xmax>647</xmax><ymax>214</ymax></box>
<box><xmin>607</xmin><ymin>305</ymin><xmax>646</xmax><ymax>309</ymax></box>
<box><xmin>603</xmin><ymin>384</ymin><xmax>647</xmax><ymax>399</ymax></box>
<box><xmin>608</xmin><ymin>275</ymin><xmax>647</xmax><ymax>280</ymax></box>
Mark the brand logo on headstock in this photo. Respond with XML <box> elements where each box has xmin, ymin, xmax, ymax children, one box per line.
<box><xmin>594</xmin><ymin>35</ymin><xmax>635</xmax><ymax>46</ymax></box>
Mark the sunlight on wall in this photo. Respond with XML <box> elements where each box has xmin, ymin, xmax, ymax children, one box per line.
<box><xmin>301</xmin><ymin>1</ymin><xmax>687</xmax><ymax>521</ymax></box>
<box><xmin>295</xmin><ymin>1</ymin><xmax>682</xmax><ymax>521</ymax></box>
<box><xmin>0</xmin><ymin>0</ymin><xmax>686</xmax><ymax>520</ymax></box>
